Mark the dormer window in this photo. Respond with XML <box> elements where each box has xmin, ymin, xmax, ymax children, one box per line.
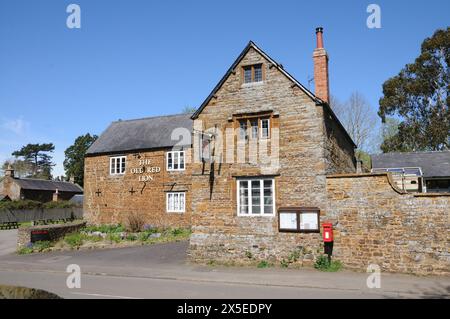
<box><xmin>243</xmin><ymin>64</ymin><xmax>263</xmax><ymax>84</ymax></box>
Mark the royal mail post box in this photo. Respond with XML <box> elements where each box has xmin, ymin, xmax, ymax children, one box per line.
<box><xmin>322</xmin><ymin>223</ymin><xmax>333</xmax><ymax>242</ymax></box>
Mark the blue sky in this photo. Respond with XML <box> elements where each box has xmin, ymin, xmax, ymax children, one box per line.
<box><xmin>0</xmin><ymin>0</ymin><xmax>449</xmax><ymax>176</ymax></box>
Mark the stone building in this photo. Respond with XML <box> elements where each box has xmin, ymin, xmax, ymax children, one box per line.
<box><xmin>188</xmin><ymin>28</ymin><xmax>356</xmax><ymax>263</ymax></box>
<box><xmin>84</xmin><ymin>114</ymin><xmax>193</xmax><ymax>227</ymax></box>
<box><xmin>0</xmin><ymin>167</ymin><xmax>83</xmax><ymax>202</ymax></box>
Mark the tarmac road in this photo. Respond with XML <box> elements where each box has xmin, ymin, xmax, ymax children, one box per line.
<box><xmin>0</xmin><ymin>241</ymin><xmax>448</xmax><ymax>299</ymax></box>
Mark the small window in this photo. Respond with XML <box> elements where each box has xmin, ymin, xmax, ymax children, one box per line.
<box><xmin>166</xmin><ymin>192</ymin><xmax>185</xmax><ymax>213</ymax></box>
<box><xmin>251</xmin><ymin>119</ymin><xmax>258</xmax><ymax>139</ymax></box>
<box><xmin>239</xmin><ymin>120</ymin><xmax>248</xmax><ymax>141</ymax></box>
<box><xmin>110</xmin><ymin>156</ymin><xmax>126</xmax><ymax>175</ymax></box>
<box><xmin>167</xmin><ymin>151</ymin><xmax>185</xmax><ymax>171</ymax></box>
<box><xmin>254</xmin><ymin>64</ymin><xmax>262</xmax><ymax>82</ymax></box>
<box><xmin>244</xmin><ymin>66</ymin><xmax>252</xmax><ymax>83</ymax></box>
<box><xmin>243</xmin><ymin>64</ymin><xmax>263</xmax><ymax>83</ymax></box>
<box><xmin>278</xmin><ymin>208</ymin><xmax>320</xmax><ymax>233</ymax></box>
<box><xmin>261</xmin><ymin>119</ymin><xmax>270</xmax><ymax>138</ymax></box>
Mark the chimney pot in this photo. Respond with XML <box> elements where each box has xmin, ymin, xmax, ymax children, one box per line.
<box><xmin>315</xmin><ymin>27</ymin><xmax>324</xmax><ymax>48</ymax></box>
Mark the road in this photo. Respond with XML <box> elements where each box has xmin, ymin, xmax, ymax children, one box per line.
<box><xmin>0</xmin><ymin>230</ymin><xmax>17</xmax><ymax>256</ymax></box>
<box><xmin>0</xmin><ymin>241</ymin><xmax>448</xmax><ymax>299</ymax></box>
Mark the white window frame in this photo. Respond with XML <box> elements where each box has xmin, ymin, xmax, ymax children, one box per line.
<box><xmin>166</xmin><ymin>151</ymin><xmax>185</xmax><ymax>171</ymax></box>
<box><xmin>260</xmin><ymin>119</ymin><xmax>270</xmax><ymax>139</ymax></box>
<box><xmin>250</xmin><ymin>119</ymin><xmax>258</xmax><ymax>139</ymax></box>
<box><xmin>239</xmin><ymin>120</ymin><xmax>248</xmax><ymax>141</ymax></box>
<box><xmin>109</xmin><ymin>156</ymin><xmax>126</xmax><ymax>175</ymax></box>
<box><xmin>237</xmin><ymin>178</ymin><xmax>275</xmax><ymax>217</ymax></box>
<box><xmin>166</xmin><ymin>192</ymin><xmax>185</xmax><ymax>213</ymax></box>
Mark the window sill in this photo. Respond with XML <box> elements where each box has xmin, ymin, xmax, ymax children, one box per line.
<box><xmin>279</xmin><ymin>229</ymin><xmax>320</xmax><ymax>234</ymax></box>
<box><xmin>167</xmin><ymin>211</ymin><xmax>185</xmax><ymax>214</ymax></box>
<box><xmin>237</xmin><ymin>214</ymin><xmax>275</xmax><ymax>218</ymax></box>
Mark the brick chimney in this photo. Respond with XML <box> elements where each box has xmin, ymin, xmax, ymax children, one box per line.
<box><xmin>313</xmin><ymin>27</ymin><xmax>330</xmax><ymax>103</ymax></box>
<box><xmin>4</xmin><ymin>165</ymin><xmax>14</xmax><ymax>178</ymax></box>
<box><xmin>52</xmin><ymin>188</ymin><xmax>59</xmax><ymax>202</ymax></box>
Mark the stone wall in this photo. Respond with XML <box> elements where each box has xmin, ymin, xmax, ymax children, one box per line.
<box><xmin>323</xmin><ymin>105</ymin><xmax>356</xmax><ymax>174</ymax></box>
<box><xmin>18</xmin><ymin>221</ymin><xmax>87</xmax><ymax>248</ymax></box>
<box><xmin>84</xmin><ymin>148</ymin><xmax>192</xmax><ymax>228</ymax></box>
<box><xmin>326</xmin><ymin>173</ymin><xmax>449</xmax><ymax>275</ymax></box>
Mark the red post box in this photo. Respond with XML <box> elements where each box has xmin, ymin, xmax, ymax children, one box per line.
<box><xmin>322</xmin><ymin>223</ymin><xmax>333</xmax><ymax>242</ymax></box>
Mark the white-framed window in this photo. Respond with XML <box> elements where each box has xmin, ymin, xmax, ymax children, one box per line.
<box><xmin>167</xmin><ymin>151</ymin><xmax>185</xmax><ymax>171</ymax></box>
<box><xmin>251</xmin><ymin>119</ymin><xmax>258</xmax><ymax>139</ymax></box>
<box><xmin>261</xmin><ymin>119</ymin><xmax>270</xmax><ymax>139</ymax></box>
<box><xmin>166</xmin><ymin>192</ymin><xmax>185</xmax><ymax>213</ymax></box>
<box><xmin>110</xmin><ymin>156</ymin><xmax>126</xmax><ymax>175</ymax></box>
<box><xmin>239</xmin><ymin>120</ymin><xmax>248</xmax><ymax>141</ymax></box>
<box><xmin>237</xmin><ymin>178</ymin><xmax>275</xmax><ymax>216</ymax></box>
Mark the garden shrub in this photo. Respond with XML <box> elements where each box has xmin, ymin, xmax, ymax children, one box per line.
<box><xmin>314</xmin><ymin>255</ymin><xmax>342</xmax><ymax>272</ymax></box>
<box><xmin>64</xmin><ymin>233</ymin><xmax>85</xmax><ymax>248</ymax></box>
<box><xmin>0</xmin><ymin>200</ymin><xmax>76</xmax><ymax>211</ymax></box>
<box><xmin>257</xmin><ymin>260</ymin><xmax>270</xmax><ymax>268</ymax></box>
<box><xmin>125</xmin><ymin>212</ymin><xmax>145</xmax><ymax>232</ymax></box>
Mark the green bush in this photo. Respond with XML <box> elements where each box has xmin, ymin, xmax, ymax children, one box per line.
<box><xmin>64</xmin><ymin>233</ymin><xmax>85</xmax><ymax>248</ymax></box>
<box><xmin>126</xmin><ymin>234</ymin><xmax>137</xmax><ymax>241</ymax></box>
<box><xmin>257</xmin><ymin>260</ymin><xmax>270</xmax><ymax>268</ymax></box>
<box><xmin>0</xmin><ymin>200</ymin><xmax>76</xmax><ymax>211</ymax></box>
<box><xmin>84</xmin><ymin>224</ymin><xmax>124</xmax><ymax>234</ymax></box>
<box><xmin>32</xmin><ymin>241</ymin><xmax>52</xmax><ymax>252</ymax></box>
<box><xmin>138</xmin><ymin>232</ymin><xmax>150</xmax><ymax>242</ymax></box>
<box><xmin>106</xmin><ymin>233</ymin><xmax>121</xmax><ymax>243</ymax></box>
<box><xmin>280</xmin><ymin>259</ymin><xmax>289</xmax><ymax>268</ymax></box>
<box><xmin>314</xmin><ymin>255</ymin><xmax>342</xmax><ymax>272</ymax></box>
<box><xmin>0</xmin><ymin>200</ymin><xmax>42</xmax><ymax>210</ymax></box>
<box><xmin>42</xmin><ymin>201</ymin><xmax>75</xmax><ymax>209</ymax></box>
<box><xmin>17</xmin><ymin>247</ymin><xmax>34</xmax><ymax>255</ymax></box>
<box><xmin>84</xmin><ymin>234</ymin><xmax>103</xmax><ymax>242</ymax></box>
<box><xmin>171</xmin><ymin>228</ymin><xmax>184</xmax><ymax>236</ymax></box>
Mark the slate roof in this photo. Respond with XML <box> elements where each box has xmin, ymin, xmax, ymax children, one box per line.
<box><xmin>86</xmin><ymin>113</ymin><xmax>193</xmax><ymax>155</ymax></box>
<box><xmin>14</xmin><ymin>178</ymin><xmax>84</xmax><ymax>192</ymax></box>
<box><xmin>371</xmin><ymin>151</ymin><xmax>450</xmax><ymax>178</ymax></box>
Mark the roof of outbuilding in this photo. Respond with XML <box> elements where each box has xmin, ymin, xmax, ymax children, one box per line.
<box><xmin>371</xmin><ymin>151</ymin><xmax>450</xmax><ymax>178</ymax></box>
<box><xmin>14</xmin><ymin>178</ymin><xmax>84</xmax><ymax>192</ymax></box>
<box><xmin>86</xmin><ymin>113</ymin><xmax>193</xmax><ymax>155</ymax></box>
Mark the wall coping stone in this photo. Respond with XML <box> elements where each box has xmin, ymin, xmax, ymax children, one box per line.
<box><xmin>327</xmin><ymin>172</ymin><xmax>407</xmax><ymax>195</ymax></box>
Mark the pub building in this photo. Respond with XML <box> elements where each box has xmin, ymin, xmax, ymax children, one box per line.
<box><xmin>85</xmin><ymin>28</ymin><xmax>357</xmax><ymax>262</ymax></box>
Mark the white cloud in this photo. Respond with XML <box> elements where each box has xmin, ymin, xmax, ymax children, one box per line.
<box><xmin>1</xmin><ymin>117</ymin><xmax>30</xmax><ymax>135</ymax></box>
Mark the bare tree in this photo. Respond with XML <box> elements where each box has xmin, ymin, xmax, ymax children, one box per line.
<box><xmin>330</xmin><ymin>92</ymin><xmax>379</xmax><ymax>156</ymax></box>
